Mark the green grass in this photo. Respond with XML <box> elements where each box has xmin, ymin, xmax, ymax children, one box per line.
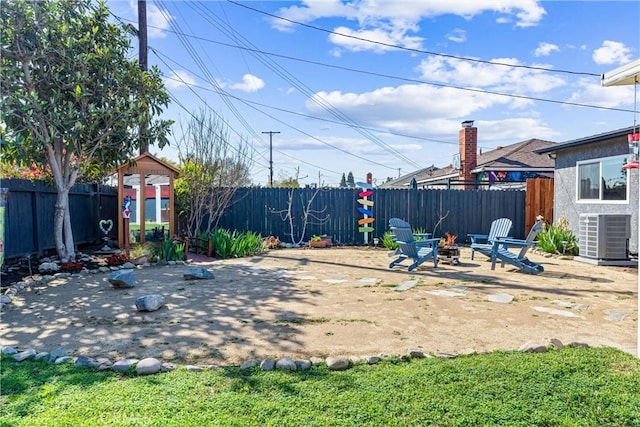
<box><xmin>2</xmin><ymin>348</ymin><xmax>639</xmax><ymax>426</ymax></box>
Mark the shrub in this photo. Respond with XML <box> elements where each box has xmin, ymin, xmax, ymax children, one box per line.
<box><xmin>381</xmin><ymin>231</ymin><xmax>398</xmax><ymax>250</ymax></box>
<box><xmin>536</xmin><ymin>215</ymin><xmax>579</xmax><ymax>255</ymax></box>
<box><xmin>58</xmin><ymin>260</ymin><xmax>82</xmax><ymax>273</ymax></box>
<box><xmin>105</xmin><ymin>253</ymin><xmax>130</xmax><ymax>266</ymax></box>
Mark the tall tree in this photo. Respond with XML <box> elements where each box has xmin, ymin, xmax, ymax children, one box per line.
<box><xmin>347</xmin><ymin>172</ymin><xmax>355</xmax><ymax>188</ymax></box>
<box><xmin>1</xmin><ymin>0</ymin><xmax>172</xmax><ymax>261</ymax></box>
<box><xmin>174</xmin><ymin>109</ymin><xmax>252</xmax><ymax>237</ymax></box>
<box><xmin>339</xmin><ymin>173</ymin><xmax>347</xmax><ymax>188</ymax></box>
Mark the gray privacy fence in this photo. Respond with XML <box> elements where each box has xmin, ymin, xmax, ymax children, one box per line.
<box><xmin>214</xmin><ymin>187</ymin><xmax>527</xmax><ymax>245</ymax></box>
<box><xmin>3</xmin><ymin>179</ymin><xmax>118</xmax><ymax>259</ymax></box>
<box><xmin>3</xmin><ymin>181</ymin><xmax>526</xmax><ymax>259</ymax></box>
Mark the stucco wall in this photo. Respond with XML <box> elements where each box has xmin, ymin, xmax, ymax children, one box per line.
<box><xmin>553</xmin><ymin>137</ymin><xmax>638</xmax><ymax>255</ymax></box>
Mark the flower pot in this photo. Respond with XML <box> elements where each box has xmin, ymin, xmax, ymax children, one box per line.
<box><xmin>309</xmin><ymin>240</ymin><xmax>328</xmax><ymax>248</ymax></box>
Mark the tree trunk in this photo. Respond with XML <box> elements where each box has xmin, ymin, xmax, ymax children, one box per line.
<box><xmin>63</xmin><ymin>194</ymin><xmax>75</xmax><ymax>260</ymax></box>
<box><xmin>54</xmin><ymin>189</ymin><xmax>70</xmax><ymax>261</ymax></box>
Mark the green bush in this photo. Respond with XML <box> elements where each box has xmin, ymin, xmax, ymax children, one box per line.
<box><xmin>209</xmin><ymin>229</ymin><xmax>265</xmax><ymax>259</ymax></box>
<box><xmin>536</xmin><ymin>215</ymin><xmax>579</xmax><ymax>255</ymax></box>
<box><xmin>381</xmin><ymin>231</ymin><xmax>398</xmax><ymax>250</ymax></box>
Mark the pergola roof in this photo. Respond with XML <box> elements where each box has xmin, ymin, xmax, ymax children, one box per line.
<box><xmin>601</xmin><ymin>58</ymin><xmax>640</xmax><ymax>87</ymax></box>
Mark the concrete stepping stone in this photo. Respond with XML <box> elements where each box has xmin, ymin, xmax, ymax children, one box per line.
<box><xmin>425</xmin><ymin>289</ymin><xmax>466</xmax><ymax>297</ymax></box>
<box><xmin>533</xmin><ymin>306</ymin><xmax>580</xmax><ymax>317</ymax></box>
<box><xmin>605</xmin><ymin>310</ymin><xmax>633</xmax><ymax>322</ymax></box>
<box><xmin>552</xmin><ymin>300</ymin><xmax>588</xmax><ymax>310</ymax></box>
<box><xmin>488</xmin><ymin>293</ymin><xmax>514</xmax><ymax>303</ymax></box>
<box><xmin>357</xmin><ymin>278</ymin><xmax>379</xmax><ymax>286</ymax></box>
<box><xmin>395</xmin><ymin>280</ymin><xmax>418</xmax><ymax>291</ymax></box>
<box><xmin>323</xmin><ymin>279</ymin><xmax>348</xmax><ymax>284</ymax></box>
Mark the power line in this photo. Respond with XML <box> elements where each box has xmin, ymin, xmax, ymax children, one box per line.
<box><xmin>122</xmin><ymin>14</ymin><xmax>638</xmax><ymax>115</ymax></box>
<box><xmin>227</xmin><ymin>0</ymin><xmax>601</xmax><ymax>77</ymax></box>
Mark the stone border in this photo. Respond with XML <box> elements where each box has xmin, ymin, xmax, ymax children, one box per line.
<box><xmin>2</xmin><ymin>338</ymin><xmax>592</xmax><ymax>376</ymax></box>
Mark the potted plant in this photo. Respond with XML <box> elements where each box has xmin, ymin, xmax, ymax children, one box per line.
<box><xmin>309</xmin><ymin>235</ymin><xmax>328</xmax><ymax>248</ymax></box>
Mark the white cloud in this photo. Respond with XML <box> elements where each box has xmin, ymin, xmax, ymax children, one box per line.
<box><xmin>163</xmin><ymin>70</ymin><xmax>197</xmax><ymax>89</ymax></box>
<box><xmin>416</xmin><ymin>56</ymin><xmax>566</xmax><ymax>96</ymax></box>
<box><xmin>147</xmin><ymin>3</ymin><xmax>172</xmax><ymax>38</ymax></box>
<box><xmin>272</xmin><ymin>1</ymin><xmax>546</xmax><ymax>52</ymax></box>
<box><xmin>328</xmin><ymin>25</ymin><xmax>423</xmax><ymax>53</ymax></box>
<box><xmin>229</xmin><ymin>74</ymin><xmax>265</xmax><ymax>92</ymax></box>
<box><xmin>567</xmin><ymin>77</ymin><xmax>635</xmax><ymax>108</ymax></box>
<box><xmin>447</xmin><ymin>29</ymin><xmax>466</xmax><ymax>43</ymax></box>
<box><xmin>534</xmin><ymin>42</ymin><xmax>559</xmax><ymax>57</ymax></box>
<box><xmin>305</xmin><ymin>83</ymin><xmax>510</xmax><ymax>135</ymax></box>
<box><xmin>592</xmin><ymin>40</ymin><xmax>632</xmax><ymax>65</ymax></box>
<box><xmin>129</xmin><ymin>0</ymin><xmax>172</xmax><ymax>38</ymax></box>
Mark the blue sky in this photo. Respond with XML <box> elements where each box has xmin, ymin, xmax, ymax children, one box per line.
<box><xmin>108</xmin><ymin>0</ymin><xmax>640</xmax><ymax>187</ymax></box>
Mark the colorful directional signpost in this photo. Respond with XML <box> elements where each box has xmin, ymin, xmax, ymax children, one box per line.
<box><xmin>355</xmin><ymin>181</ymin><xmax>374</xmax><ymax>243</ymax></box>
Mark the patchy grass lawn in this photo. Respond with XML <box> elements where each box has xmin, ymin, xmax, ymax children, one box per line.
<box><xmin>2</xmin><ymin>347</ymin><xmax>639</xmax><ymax>426</ymax></box>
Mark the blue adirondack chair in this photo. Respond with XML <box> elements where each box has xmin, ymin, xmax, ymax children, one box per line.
<box><xmin>387</xmin><ymin>217</ymin><xmax>431</xmax><ymax>257</ymax></box>
<box><xmin>489</xmin><ymin>220</ymin><xmax>545</xmax><ymax>274</ymax></box>
<box><xmin>468</xmin><ymin>218</ymin><xmax>513</xmax><ymax>260</ymax></box>
<box><xmin>388</xmin><ymin>218</ymin><xmax>440</xmax><ymax>271</ymax></box>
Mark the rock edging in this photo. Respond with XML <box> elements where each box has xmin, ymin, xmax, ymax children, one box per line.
<box><xmin>2</xmin><ymin>338</ymin><xmax>592</xmax><ymax>377</ymax></box>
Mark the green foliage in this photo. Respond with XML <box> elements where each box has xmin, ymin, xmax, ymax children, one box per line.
<box><xmin>1</xmin><ymin>0</ymin><xmax>173</xmax><ymax>180</ymax></box>
<box><xmin>207</xmin><ymin>229</ymin><xmax>264</xmax><ymax>259</ymax></box>
<box><xmin>339</xmin><ymin>173</ymin><xmax>347</xmax><ymax>187</ymax></box>
<box><xmin>275</xmin><ymin>177</ymin><xmax>300</xmax><ymax>188</ymax></box>
<box><xmin>210</xmin><ymin>228</ymin><xmax>235</xmax><ymax>259</ymax></box>
<box><xmin>155</xmin><ymin>238</ymin><xmax>185</xmax><ymax>261</ymax></box>
<box><xmin>2</xmin><ymin>348</ymin><xmax>640</xmax><ymax>426</ymax></box>
<box><xmin>1</xmin><ymin>0</ymin><xmax>172</xmax><ymax>260</ymax></box>
<box><xmin>346</xmin><ymin>171</ymin><xmax>355</xmax><ymax>187</ymax></box>
<box><xmin>381</xmin><ymin>231</ymin><xmax>399</xmax><ymax>250</ymax></box>
<box><xmin>537</xmin><ymin>215</ymin><xmax>579</xmax><ymax>255</ymax></box>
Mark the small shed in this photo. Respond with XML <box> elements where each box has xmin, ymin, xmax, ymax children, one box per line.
<box><xmin>115</xmin><ymin>152</ymin><xmax>180</xmax><ymax>248</ymax></box>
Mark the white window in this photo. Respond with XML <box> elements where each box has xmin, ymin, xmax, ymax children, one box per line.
<box><xmin>577</xmin><ymin>154</ymin><xmax>629</xmax><ymax>202</ymax></box>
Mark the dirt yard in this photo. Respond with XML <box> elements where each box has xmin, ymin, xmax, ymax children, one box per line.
<box><xmin>1</xmin><ymin>247</ymin><xmax>637</xmax><ymax>366</ymax></box>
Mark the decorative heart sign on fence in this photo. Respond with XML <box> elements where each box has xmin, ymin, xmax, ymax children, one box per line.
<box><xmin>99</xmin><ymin>219</ymin><xmax>113</xmax><ymax>235</ymax></box>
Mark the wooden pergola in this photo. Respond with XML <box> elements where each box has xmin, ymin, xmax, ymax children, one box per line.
<box><xmin>115</xmin><ymin>152</ymin><xmax>180</xmax><ymax>248</ymax></box>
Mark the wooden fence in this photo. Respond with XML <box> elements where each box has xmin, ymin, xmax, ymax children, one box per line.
<box><xmin>3</xmin><ymin>179</ymin><xmax>118</xmax><ymax>259</ymax></box>
<box><xmin>525</xmin><ymin>178</ymin><xmax>554</xmax><ymax>232</ymax></box>
<box><xmin>213</xmin><ymin>187</ymin><xmax>527</xmax><ymax>245</ymax></box>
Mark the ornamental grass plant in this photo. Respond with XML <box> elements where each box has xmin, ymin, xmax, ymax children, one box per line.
<box><xmin>536</xmin><ymin>215</ymin><xmax>579</xmax><ymax>255</ymax></box>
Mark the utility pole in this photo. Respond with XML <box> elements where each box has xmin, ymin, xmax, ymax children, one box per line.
<box><xmin>262</xmin><ymin>131</ymin><xmax>280</xmax><ymax>187</ymax></box>
<box><xmin>138</xmin><ymin>0</ymin><xmax>148</xmax><ymax>154</ymax></box>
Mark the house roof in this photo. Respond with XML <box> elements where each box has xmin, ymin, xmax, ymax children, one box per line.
<box><xmin>381</xmin><ymin>165</ymin><xmax>439</xmax><ymax>188</ymax></box>
<box><xmin>534</xmin><ymin>126</ymin><xmax>636</xmax><ymax>155</ymax></box>
<box><xmin>471</xmin><ymin>138</ymin><xmax>556</xmax><ymax>172</ymax></box>
<box><xmin>381</xmin><ymin>138</ymin><xmax>556</xmax><ymax>187</ymax></box>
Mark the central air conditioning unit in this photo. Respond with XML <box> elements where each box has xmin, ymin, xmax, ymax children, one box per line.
<box><xmin>578</xmin><ymin>214</ymin><xmax>630</xmax><ymax>260</ymax></box>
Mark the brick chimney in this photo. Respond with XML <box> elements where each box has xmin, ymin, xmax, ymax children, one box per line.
<box><xmin>459</xmin><ymin>121</ymin><xmax>477</xmax><ymax>189</ymax></box>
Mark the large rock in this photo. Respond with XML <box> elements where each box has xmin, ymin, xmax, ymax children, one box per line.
<box><xmin>326</xmin><ymin>356</ymin><xmax>350</xmax><ymax>371</ymax></box>
<box><xmin>275</xmin><ymin>357</ymin><xmax>297</xmax><ymax>371</ymax></box>
<box><xmin>112</xmin><ymin>359</ymin><xmax>139</xmax><ymax>372</ymax></box>
<box><xmin>135</xmin><ymin>295</ymin><xmax>165</xmax><ymax>312</ymax></box>
<box><xmin>183</xmin><ymin>267</ymin><xmax>215</xmax><ymax>280</ymax></box>
<box><xmin>109</xmin><ymin>270</ymin><xmax>136</xmax><ymax>289</ymax></box>
<box><xmin>136</xmin><ymin>358</ymin><xmax>162</xmax><ymax>375</ymax></box>
<box><xmin>13</xmin><ymin>349</ymin><xmax>36</xmax><ymax>362</ymax></box>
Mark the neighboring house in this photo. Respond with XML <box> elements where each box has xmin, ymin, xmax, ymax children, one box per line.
<box><xmin>381</xmin><ymin>122</ymin><xmax>555</xmax><ymax>189</ymax></box>
<box><xmin>534</xmin><ymin>126</ymin><xmax>638</xmax><ymax>259</ymax></box>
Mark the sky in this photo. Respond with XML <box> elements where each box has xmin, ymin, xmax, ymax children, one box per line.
<box><xmin>107</xmin><ymin>0</ymin><xmax>640</xmax><ymax>187</ymax></box>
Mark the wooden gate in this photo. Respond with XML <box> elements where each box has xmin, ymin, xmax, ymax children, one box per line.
<box><xmin>525</xmin><ymin>178</ymin><xmax>554</xmax><ymax>232</ymax></box>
